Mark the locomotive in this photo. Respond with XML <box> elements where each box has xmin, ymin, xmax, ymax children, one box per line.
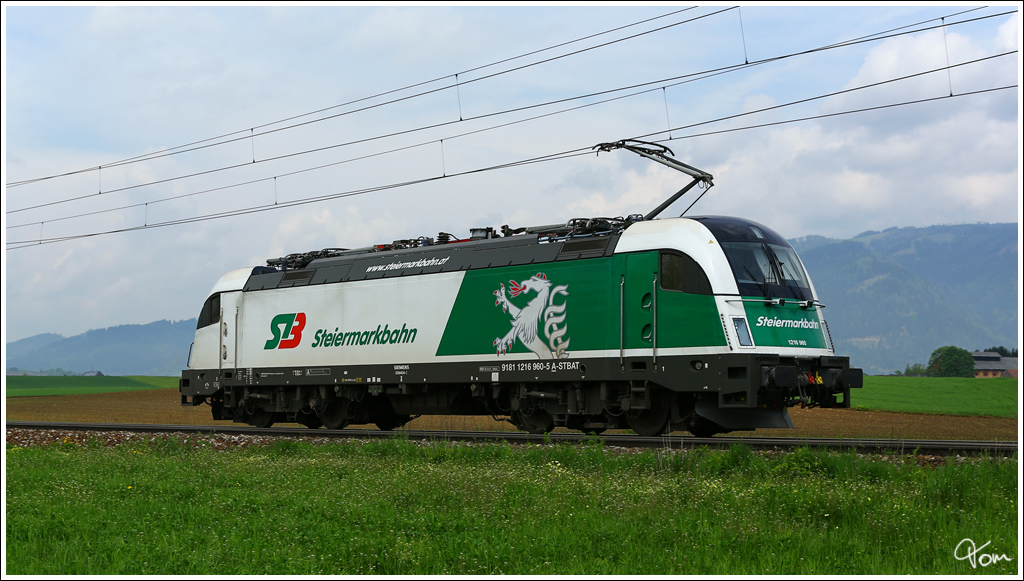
<box><xmin>179</xmin><ymin>141</ymin><xmax>862</xmax><ymax>436</ymax></box>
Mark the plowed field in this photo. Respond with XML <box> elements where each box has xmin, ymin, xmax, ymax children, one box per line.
<box><xmin>5</xmin><ymin>388</ymin><xmax>1017</xmax><ymax>441</ymax></box>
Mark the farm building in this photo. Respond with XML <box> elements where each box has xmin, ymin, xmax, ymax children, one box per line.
<box><xmin>971</xmin><ymin>352</ymin><xmax>1018</xmax><ymax>378</ymax></box>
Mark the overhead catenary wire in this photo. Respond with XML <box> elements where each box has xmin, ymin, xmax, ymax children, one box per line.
<box><xmin>6</xmin><ymin>149</ymin><xmax>596</xmax><ymax>248</ymax></box>
<box><xmin>6</xmin><ymin>7</ymin><xmax>1012</xmax><ymax>218</ymax></box>
<box><xmin>12</xmin><ymin>4</ymin><xmax>994</xmax><ymax>194</ymax></box>
<box><xmin>7</xmin><ymin>35</ymin><xmax>1015</xmax><ymax>233</ymax></box>
<box><xmin>8</xmin><ymin>79</ymin><xmax>1015</xmax><ymax>247</ymax></box>
<box><xmin>10</xmin><ymin>48</ymin><xmax>1014</xmax><ymax>234</ymax></box>
<box><xmin>660</xmin><ymin>85</ymin><xmax>1016</xmax><ymax>144</ymax></box>
<box><xmin>4</xmin><ymin>6</ymin><xmax>707</xmax><ymax>189</ymax></box>
<box><xmin>638</xmin><ymin>51</ymin><xmax>1017</xmax><ymax>142</ymax></box>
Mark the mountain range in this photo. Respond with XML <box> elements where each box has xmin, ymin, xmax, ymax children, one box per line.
<box><xmin>5</xmin><ymin>223</ymin><xmax>1018</xmax><ymax>376</ymax></box>
<box><xmin>6</xmin><ymin>320</ymin><xmax>198</xmax><ymax>377</ymax></box>
<box><xmin>792</xmin><ymin>222</ymin><xmax>1017</xmax><ymax>374</ymax></box>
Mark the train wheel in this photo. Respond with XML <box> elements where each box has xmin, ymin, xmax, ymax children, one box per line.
<box><xmin>296</xmin><ymin>410</ymin><xmax>323</xmax><ymax>429</ymax></box>
<box><xmin>249</xmin><ymin>407</ymin><xmax>275</xmax><ymax>429</ymax></box>
<box><xmin>320</xmin><ymin>399</ymin><xmax>349</xmax><ymax>430</ymax></box>
<box><xmin>515</xmin><ymin>409</ymin><xmax>554</xmax><ymax>434</ymax></box>
<box><xmin>625</xmin><ymin>405</ymin><xmax>669</xmax><ymax>437</ymax></box>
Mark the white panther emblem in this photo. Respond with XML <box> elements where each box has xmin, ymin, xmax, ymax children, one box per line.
<box><xmin>492</xmin><ymin>272</ymin><xmax>569</xmax><ymax>359</ymax></box>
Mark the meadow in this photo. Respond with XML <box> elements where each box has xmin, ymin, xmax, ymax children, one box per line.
<box><xmin>854</xmin><ymin>376</ymin><xmax>1017</xmax><ymax>418</ymax></box>
<box><xmin>4</xmin><ymin>375</ymin><xmax>178</xmax><ymax>398</ymax></box>
<box><xmin>4</xmin><ymin>436</ymin><xmax>1018</xmax><ymax>575</ymax></box>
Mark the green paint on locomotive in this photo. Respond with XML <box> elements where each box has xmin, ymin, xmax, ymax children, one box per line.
<box><xmin>743</xmin><ymin>302</ymin><xmax>828</xmax><ymax>349</ymax></box>
<box><xmin>436</xmin><ymin>251</ymin><xmax>727</xmax><ymax>357</ymax></box>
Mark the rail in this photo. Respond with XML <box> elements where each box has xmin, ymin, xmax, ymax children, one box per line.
<box><xmin>6</xmin><ymin>421</ymin><xmax>1017</xmax><ymax>456</ymax></box>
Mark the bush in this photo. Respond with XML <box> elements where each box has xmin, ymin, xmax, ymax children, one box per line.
<box><xmin>926</xmin><ymin>346</ymin><xmax>975</xmax><ymax>378</ymax></box>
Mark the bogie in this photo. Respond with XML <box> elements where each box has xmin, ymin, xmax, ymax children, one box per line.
<box><xmin>625</xmin><ymin>396</ymin><xmax>671</xmax><ymax>437</ymax></box>
<box><xmin>246</xmin><ymin>406</ymin><xmax>275</xmax><ymax>429</ymax></box>
<box><xmin>319</xmin><ymin>398</ymin><xmax>350</xmax><ymax>430</ymax></box>
<box><xmin>513</xmin><ymin>408</ymin><xmax>555</xmax><ymax>434</ymax></box>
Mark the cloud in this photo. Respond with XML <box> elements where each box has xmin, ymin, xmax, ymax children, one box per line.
<box><xmin>565</xmin><ymin>161</ymin><xmax>694</xmax><ymax>218</ymax></box>
<box><xmin>819</xmin><ymin>19</ymin><xmax>1016</xmax><ymax>135</ymax></box>
<box><xmin>995</xmin><ymin>12</ymin><xmax>1020</xmax><ymax>52</ymax></box>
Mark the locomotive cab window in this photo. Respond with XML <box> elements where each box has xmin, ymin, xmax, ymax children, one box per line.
<box><xmin>196</xmin><ymin>293</ymin><xmax>221</xmax><ymax>329</ymax></box>
<box><xmin>660</xmin><ymin>252</ymin><xmax>712</xmax><ymax>295</ymax></box>
<box><xmin>720</xmin><ymin>242</ymin><xmax>812</xmax><ymax>300</ymax></box>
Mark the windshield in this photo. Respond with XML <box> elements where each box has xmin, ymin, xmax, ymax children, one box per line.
<box><xmin>720</xmin><ymin>241</ymin><xmax>811</xmax><ymax>300</ymax></box>
<box><xmin>768</xmin><ymin>244</ymin><xmax>811</xmax><ymax>292</ymax></box>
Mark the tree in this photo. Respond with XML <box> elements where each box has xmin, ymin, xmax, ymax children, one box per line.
<box><xmin>904</xmin><ymin>363</ymin><xmax>927</xmax><ymax>376</ymax></box>
<box><xmin>927</xmin><ymin>346</ymin><xmax>975</xmax><ymax>378</ymax></box>
<box><xmin>979</xmin><ymin>346</ymin><xmax>1018</xmax><ymax>357</ymax></box>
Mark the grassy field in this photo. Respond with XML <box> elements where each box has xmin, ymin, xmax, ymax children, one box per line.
<box><xmin>4</xmin><ymin>376</ymin><xmax>177</xmax><ymax>397</ymax></box>
<box><xmin>4</xmin><ymin>437</ymin><xmax>1017</xmax><ymax>575</ymax></box>
<box><xmin>854</xmin><ymin>377</ymin><xmax>1017</xmax><ymax>418</ymax></box>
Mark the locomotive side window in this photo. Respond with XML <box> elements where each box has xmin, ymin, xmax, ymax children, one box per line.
<box><xmin>660</xmin><ymin>252</ymin><xmax>712</xmax><ymax>295</ymax></box>
<box><xmin>197</xmin><ymin>293</ymin><xmax>221</xmax><ymax>329</ymax></box>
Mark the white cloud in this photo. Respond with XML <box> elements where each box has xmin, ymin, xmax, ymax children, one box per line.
<box><xmin>995</xmin><ymin>12</ymin><xmax>1020</xmax><ymax>52</ymax></box>
<box><xmin>565</xmin><ymin>162</ymin><xmax>684</xmax><ymax>218</ymax></box>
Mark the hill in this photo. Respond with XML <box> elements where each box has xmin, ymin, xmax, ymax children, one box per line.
<box><xmin>794</xmin><ymin>223</ymin><xmax>1018</xmax><ymax>374</ymax></box>
<box><xmin>6</xmin><ymin>320</ymin><xmax>198</xmax><ymax>377</ymax></box>
<box><xmin>5</xmin><ymin>333</ymin><xmax>64</xmax><ymax>360</ymax></box>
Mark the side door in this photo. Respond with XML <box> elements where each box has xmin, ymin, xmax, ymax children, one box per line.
<box><xmin>623</xmin><ymin>252</ymin><xmax>658</xmax><ymax>368</ymax></box>
<box><xmin>219</xmin><ymin>291</ymin><xmax>241</xmax><ymax>372</ymax></box>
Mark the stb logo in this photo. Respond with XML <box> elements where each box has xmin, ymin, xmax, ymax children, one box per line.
<box><xmin>265</xmin><ymin>313</ymin><xmax>306</xmax><ymax>349</ymax></box>
<box><xmin>493</xmin><ymin>273</ymin><xmax>569</xmax><ymax>359</ymax></box>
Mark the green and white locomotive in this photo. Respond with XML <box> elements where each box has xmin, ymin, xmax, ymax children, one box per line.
<box><xmin>179</xmin><ymin>141</ymin><xmax>862</xmax><ymax>436</ymax></box>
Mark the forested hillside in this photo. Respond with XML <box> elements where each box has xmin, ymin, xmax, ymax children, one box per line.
<box><xmin>794</xmin><ymin>223</ymin><xmax>1017</xmax><ymax>374</ymax></box>
<box><xmin>6</xmin><ymin>320</ymin><xmax>197</xmax><ymax>376</ymax></box>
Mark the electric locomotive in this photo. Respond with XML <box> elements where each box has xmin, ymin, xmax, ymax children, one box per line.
<box><xmin>179</xmin><ymin>141</ymin><xmax>862</xmax><ymax>436</ymax></box>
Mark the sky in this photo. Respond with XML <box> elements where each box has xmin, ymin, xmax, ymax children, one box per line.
<box><xmin>3</xmin><ymin>4</ymin><xmax>1021</xmax><ymax>345</ymax></box>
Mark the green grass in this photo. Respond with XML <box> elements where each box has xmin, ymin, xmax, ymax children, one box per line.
<box><xmin>3</xmin><ymin>376</ymin><xmax>177</xmax><ymax>397</ymax></box>
<box><xmin>5</xmin><ymin>437</ymin><xmax>1018</xmax><ymax>575</ymax></box>
<box><xmin>854</xmin><ymin>376</ymin><xmax>1018</xmax><ymax>418</ymax></box>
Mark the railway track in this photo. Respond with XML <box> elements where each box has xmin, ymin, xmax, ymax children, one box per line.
<box><xmin>6</xmin><ymin>421</ymin><xmax>1017</xmax><ymax>456</ymax></box>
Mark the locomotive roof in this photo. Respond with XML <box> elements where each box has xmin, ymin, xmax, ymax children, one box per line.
<box><xmin>241</xmin><ymin>215</ymin><xmax>788</xmax><ymax>293</ymax></box>
<box><xmin>243</xmin><ymin>229</ymin><xmax>621</xmax><ymax>292</ymax></box>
